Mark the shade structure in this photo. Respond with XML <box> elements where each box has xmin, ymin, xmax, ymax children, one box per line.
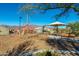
<box><xmin>48</xmin><ymin>21</ymin><xmax>65</xmax><ymax>35</ymax></box>
<box><xmin>48</xmin><ymin>21</ymin><xmax>65</xmax><ymax>26</ymax></box>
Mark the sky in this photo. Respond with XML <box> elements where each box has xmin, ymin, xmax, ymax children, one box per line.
<box><xmin>0</xmin><ymin>3</ymin><xmax>79</xmax><ymax>26</ymax></box>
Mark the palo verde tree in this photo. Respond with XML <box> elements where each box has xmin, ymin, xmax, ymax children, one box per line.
<box><xmin>19</xmin><ymin>3</ymin><xmax>79</xmax><ymax>21</ymax></box>
<box><xmin>67</xmin><ymin>21</ymin><xmax>79</xmax><ymax>36</ymax></box>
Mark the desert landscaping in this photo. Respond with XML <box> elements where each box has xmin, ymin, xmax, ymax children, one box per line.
<box><xmin>0</xmin><ymin>3</ymin><xmax>79</xmax><ymax>56</ymax></box>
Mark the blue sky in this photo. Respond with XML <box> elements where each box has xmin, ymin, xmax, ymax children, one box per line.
<box><xmin>0</xmin><ymin>3</ymin><xmax>79</xmax><ymax>26</ymax></box>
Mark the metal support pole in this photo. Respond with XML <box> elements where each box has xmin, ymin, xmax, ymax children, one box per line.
<box><xmin>19</xmin><ymin>16</ymin><xmax>22</xmax><ymax>36</ymax></box>
<box><xmin>57</xmin><ymin>26</ymin><xmax>58</xmax><ymax>35</ymax></box>
<box><xmin>26</xmin><ymin>13</ymin><xmax>29</xmax><ymax>33</ymax></box>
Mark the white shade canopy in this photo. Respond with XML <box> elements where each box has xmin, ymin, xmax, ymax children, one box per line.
<box><xmin>48</xmin><ymin>21</ymin><xmax>65</xmax><ymax>26</ymax></box>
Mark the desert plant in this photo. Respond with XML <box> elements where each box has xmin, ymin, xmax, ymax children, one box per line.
<box><xmin>34</xmin><ymin>50</ymin><xmax>52</xmax><ymax>56</ymax></box>
<box><xmin>7</xmin><ymin>40</ymin><xmax>32</xmax><ymax>56</ymax></box>
<box><xmin>67</xmin><ymin>21</ymin><xmax>79</xmax><ymax>36</ymax></box>
<box><xmin>34</xmin><ymin>50</ymin><xmax>61</xmax><ymax>56</ymax></box>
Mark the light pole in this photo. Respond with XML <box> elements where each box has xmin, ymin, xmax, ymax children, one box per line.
<box><xmin>26</xmin><ymin>13</ymin><xmax>30</xmax><ymax>33</ymax></box>
<box><xmin>19</xmin><ymin>16</ymin><xmax>22</xmax><ymax>36</ymax></box>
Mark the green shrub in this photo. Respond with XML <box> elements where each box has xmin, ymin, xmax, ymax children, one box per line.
<box><xmin>67</xmin><ymin>21</ymin><xmax>79</xmax><ymax>36</ymax></box>
<box><xmin>34</xmin><ymin>50</ymin><xmax>61</xmax><ymax>56</ymax></box>
<box><xmin>35</xmin><ymin>51</ymin><xmax>47</xmax><ymax>56</ymax></box>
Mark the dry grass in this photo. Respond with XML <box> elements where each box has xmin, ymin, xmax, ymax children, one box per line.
<box><xmin>0</xmin><ymin>34</ymin><xmax>23</xmax><ymax>54</ymax></box>
<box><xmin>0</xmin><ymin>33</ymin><xmax>53</xmax><ymax>55</ymax></box>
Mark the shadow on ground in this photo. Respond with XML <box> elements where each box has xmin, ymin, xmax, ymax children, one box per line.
<box><xmin>46</xmin><ymin>37</ymin><xmax>79</xmax><ymax>56</ymax></box>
